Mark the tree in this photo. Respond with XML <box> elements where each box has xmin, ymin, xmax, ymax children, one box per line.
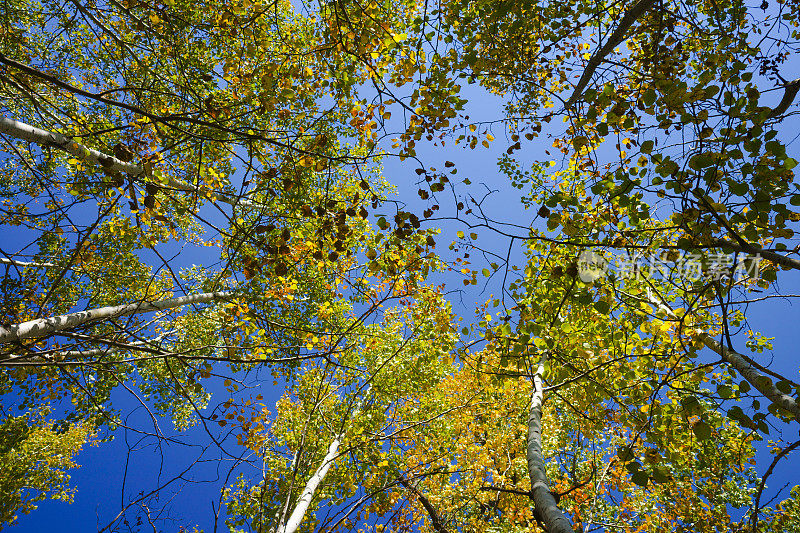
<box><xmin>0</xmin><ymin>411</ymin><xmax>92</xmax><ymax>527</ymax></box>
<box><xmin>2</xmin><ymin>0</ymin><xmax>800</xmax><ymax>530</ymax></box>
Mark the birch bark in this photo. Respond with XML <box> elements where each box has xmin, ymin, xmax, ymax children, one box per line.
<box><xmin>0</xmin><ymin>291</ymin><xmax>232</xmax><ymax>346</ymax></box>
<box><xmin>527</xmin><ymin>353</ymin><xmax>576</xmax><ymax>533</ymax></box>
<box><xmin>652</xmin><ymin>297</ymin><xmax>800</xmax><ymax>420</ymax></box>
<box><xmin>0</xmin><ymin>116</ymin><xmax>254</xmax><ymax>207</ymax></box>
<box><xmin>274</xmin><ymin>389</ymin><xmax>371</xmax><ymax>533</ymax></box>
<box><xmin>275</xmin><ymin>436</ymin><xmax>342</xmax><ymax>533</ymax></box>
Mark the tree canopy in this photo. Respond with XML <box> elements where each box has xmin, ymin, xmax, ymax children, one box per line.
<box><xmin>1</xmin><ymin>0</ymin><xmax>800</xmax><ymax>531</ymax></box>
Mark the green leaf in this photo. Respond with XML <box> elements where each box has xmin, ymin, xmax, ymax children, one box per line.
<box><xmin>692</xmin><ymin>420</ymin><xmax>712</xmax><ymax>441</ymax></box>
<box><xmin>680</xmin><ymin>395</ymin><xmax>702</xmax><ymax>415</ymax></box>
<box><xmin>617</xmin><ymin>446</ymin><xmax>635</xmax><ymax>462</ymax></box>
<box><xmin>651</xmin><ymin>466</ymin><xmax>670</xmax><ymax>484</ymax></box>
<box><xmin>594</xmin><ymin>300</ymin><xmax>610</xmax><ymax>314</ymax></box>
<box><xmin>729</xmin><ymin>181</ymin><xmax>749</xmax><ymax>196</ymax></box>
<box><xmin>631</xmin><ymin>470</ymin><xmax>649</xmax><ymax>487</ymax></box>
<box><xmin>728</xmin><ymin>405</ymin><xmax>746</xmax><ymax>421</ymax></box>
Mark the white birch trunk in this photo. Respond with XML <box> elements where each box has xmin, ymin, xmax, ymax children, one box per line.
<box><xmin>274</xmin><ymin>388</ymin><xmax>371</xmax><ymax>533</ymax></box>
<box><xmin>0</xmin><ymin>291</ymin><xmax>232</xmax><ymax>345</ymax></box>
<box><xmin>0</xmin><ymin>116</ymin><xmax>253</xmax><ymax>207</ymax></box>
<box><xmin>698</xmin><ymin>333</ymin><xmax>800</xmax><ymax>419</ymax></box>
<box><xmin>0</xmin><ymin>116</ymin><xmax>143</xmax><ymax>175</ymax></box>
<box><xmin>0</xmin><ymin>332</ymin><xmax>174</xmax><ymax>364</ymax></box>
<box><xmin>276</xmin><ymin>436</ymin><xmax>342</xmax><ymax>533</ymax></box>
<box><xmin>527</xmin><ymin>353</ymin><xmax>576</xmax><ymax>533</ymax></box>
<box><xmin>653</xmin><ymin>296</ymin><xmax>800</xmax><ymax>420</ymax></box>
<box><xmin>0</xmin><ymin>257</ymin><xmax>55</xmax><ymax>268</ymax></box>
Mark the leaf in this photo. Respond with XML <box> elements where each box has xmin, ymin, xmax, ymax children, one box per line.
<box><xmin>572</xmin><ymin>136</ymin><xmax>589</xmax><ymax>150</ymax></box>
<box><xmin>716</xmin><ymin>384</ymin><xmax>733</xmax><ymax>399</ymax></box>
<box><xmin>680</xmin><ymin>395</ymin><xmax>702</xmax><ymax>415</ymax></box>
<box><xmin>631</xmin><ymin>470</ymin><xmax>649</xmax><ymax>487</ymax></box>
<box><xmin>617</xmin><ymin>446</ymin><xmax>635</xmax><ymax>462</ymax></box>
<box><xmin>594</xmin><ymin>300</ymin><xmax>610</xmax><ymax>314</ymax></box>
<box><xmin>692</xmin><ymin>420</ymin><xmax>712</xmax><ymax>441</ymax></box>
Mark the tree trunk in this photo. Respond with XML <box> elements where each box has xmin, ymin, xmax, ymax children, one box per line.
<box><xmin>276</xmin><ymin>435</ymin><xmax>342</xmax><ymax>533</ymax></box>
<box><xmin>0</xmin><ymin>257</ymin><xmax>55</xmax><ymax>268</ymax></box>
<box><xmin>652</xmin><ymin>296</ymin><xmax>800</xmax><ymax>420</ymax></box>
<box><xmin>0</xmin><ymin>291</ymin><xmax>232</xmax><ymax>346</ymax></box>
<box><xmin>699</xmin><ymin>334</ymin><xmax>800</xmax><ymax>420</ymax></box>
<box><xmin>527</xmin><ymin>353</ymin><xmax>576</xmax><ymax>533</ymax></box>
<box><xmin>0</xmin><ymin>116</ymin><xmax>143</xmax><ymax>175</ymax></box>
<box><xmin>0</xmin><ymin>116</ymin><xmax>253</xmax><ymax>207</ymax></box>
<box><xmin>275</xmin><ymin>388</ymin><xmax>371</xmax><ymax>533</ymax></box>
<box><xmin>566</xmin><ymin>0</ymin><xmax>656</xmax><ymax>107</ymax></box>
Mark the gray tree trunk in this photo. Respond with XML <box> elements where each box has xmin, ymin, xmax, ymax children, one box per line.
<box><xmin>527</xmin><ymin>353</ymin><xmax>576</xmax><ymax>533</ymax></box>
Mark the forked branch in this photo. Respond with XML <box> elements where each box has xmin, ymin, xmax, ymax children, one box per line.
<box><xmin>566</xmin><ymin>0</ymin><xmax>657</xmax><ymax>107</ymax></box>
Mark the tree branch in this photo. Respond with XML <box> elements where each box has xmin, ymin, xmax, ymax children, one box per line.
<box><xmin>0</xmin><ymin>115</ymin><xmax>142</xmax><ymax>175</ymax></box>
<box><xmin>699</xmin><ymin>334</ymin><xmax>800</xmax><ymax>420</ymax></box>
<box><xmin>713</xmin><ymin>238</ymin><xmax>800</xmax><ymax>271</ymax></box>
<box><xmin>0</xmin><ymin>257</ymin><xmax>55</xmax><ymax>268</ymax></box>
<box><xmin>651</xmin><ymin>296</ymin><xmax>800</xmax><ymax>421</ymax></box>
<box><xmin>0</xmin><ymin>115</ymin><xmax>255</xmax><ymax>207</ymax></box>
<box><xmin>767</xmin><ymin>77</ymin><xmax>800</xmax><ymax>120</ymax></box>
<box><xmin>566</xmin><ymin>0</ymin><xmax>657</xmax><ymax>108</ymax></box>
<box><xmin>399</xmin><ymin>475</ymin><xmax>449</xmax><ymax>533</ymax></box>
<box><xmin>750</xmin><ymin>439</ymin><xmax>800</xmax><ymax>532</ymax></box>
